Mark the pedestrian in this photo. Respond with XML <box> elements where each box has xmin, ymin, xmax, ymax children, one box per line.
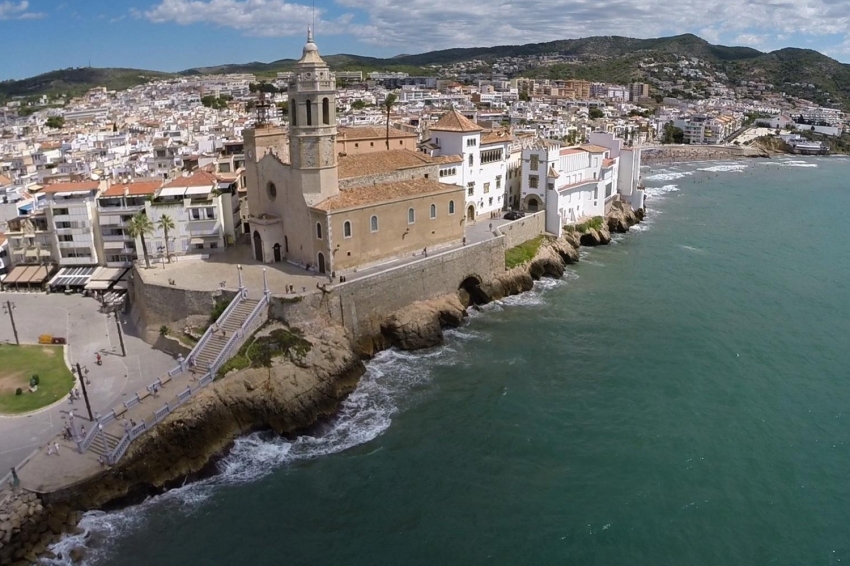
<box><xmin>81</xmin><ymin>425</ymin><xmax>86</xmax><ymax>436</ymax></box>
<box><xmin>130</xmin><ymin>419</ymin><xmax>137</xmax><ymax>428</ymax></box>
<box><xmin>463</xmin><ymin>236</ymin><xmax>467</xmax><ymax>246</ymax></box>
<box><xmin>302</xmin><ymin>286</ymin><xmax>306</xmax><ymax>293</ymax></box>
<box><xmin>423</xmin><ymin>247</ymin><xmax>428</xmax><ymax>257</ymax></box>
<box><xmin>152</xmin><ymin>384</ymin><xmax>159</xmax><ymax>398</ymax></box>
<box><xmin>53</xmin><ymin>442</ymin><xmax>60</xmax><ymax>456</ymax></box>
<box><xmin>68</xmin><ymin>393</ymin><xmax>75</xmax><ymax>405</ymax></box>
<box><xmin>489</xmin><ymin>223</ymin><xmax>493</xmax><ymax>231</ymax></box>
<box><xmin>221</xmin><ymin>328</ymin><xmax>226</xmax><ymax>338</ymax></box>
<box><xmin>9</xmin><ymin>467</ymin><xmax>19</xmax><ymax>489</ymax></box>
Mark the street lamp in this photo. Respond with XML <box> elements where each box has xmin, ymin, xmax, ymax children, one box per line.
<box><xmin>2</xmin><ymin>301</ymin><xmax>19</xmax><ymax>345</ymax></box>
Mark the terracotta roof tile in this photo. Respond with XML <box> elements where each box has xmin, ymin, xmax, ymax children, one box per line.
<box><xmin>433</xmin><ymin>154</ymin><xmax>463</xmax><ymax>164</ymax></box>
<box><xmin>39</xmin><ymin>181</ymin><xmax>100</xmax><ymax>194</ymax></box>
<box><xmin>163</xmin><ymin>170</ymin><xmax>217</xmax><ymax>188</ymax></box>
<box><xmin>314</xmin><ymin>178</ymin><xmax>461</xmax><ymax>212</ymax></box>
<box><xmin>338</xmin><ymin>126</ymin><xmax>416</xmax><ymax>141</ymax></box>
<box><xmin>579</xmin><ymin>144</ymin><xmax>610</xmax><ymax>154</ymax></box>
<box><xmin>102</xmin><ymin>181</ymin><xmax>161</xmax><ymax>197</ymax></box>
<box><xmin>431</xmin><ymin>109</ymin><xmax>483</xmax><ymax>133</ymax></box>
<box><xmin>338</xmin><ymin>149</ymin><xmax>436</xmax><ymax>180</ymax></box>
<box><xmin>481</xmin><ymin>131</ymin><xmax>512</xmax><ymax>145</ymax></box>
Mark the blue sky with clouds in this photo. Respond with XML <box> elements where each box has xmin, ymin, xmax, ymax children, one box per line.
<box><xmin>2</xmin><ymin>0</ymin><xmax>850</xmax><ymax>80</ymax></box>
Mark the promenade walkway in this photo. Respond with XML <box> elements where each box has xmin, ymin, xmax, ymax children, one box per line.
<box><xmin>0</xmin><ymin>293</ymin><xmax>174</xmax><ymax>484</ymax></box>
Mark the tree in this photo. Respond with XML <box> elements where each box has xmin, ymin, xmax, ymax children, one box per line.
<box><xmin>589</xmin><ymin>108</ymin><xmax>605</xmax><ymax>119</ymax></box>
<box><xmin>158</xmin><ymin>214</ymin><xmax>176</xmax><ymax>263</ymax></box>
<box><xmin>662</xmin><ymin>122</ymin><xmax>684</xmax><ymax>144</ymax></box>
<box><xmin>45</xmin><ymin>116</ymin><xmax>64</xmax><ymax>129</ymax></box>
<box><xmin>351</xmin><ymin>99</ymin><xmax>367</xmax><ymax>110</ymax></box>
<box><xmin>518</xmin><ymin>91</ymin><xmax>530</xmax><ymax>102</ymax></box>
<box><xmin>383</xmin><ymin>92</ymin><xmax>398</xmax><ymax>150</ymax></box>
<box><xmin>128</xmin><ymin>213</ymin><xmax>154</xmax><ymax>269</ymax></box>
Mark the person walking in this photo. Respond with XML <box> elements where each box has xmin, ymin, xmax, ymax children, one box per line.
<box><xmin>9</xmin><ymin>467</ymin><xmax>19</xmax><ymax>489</ymax></box>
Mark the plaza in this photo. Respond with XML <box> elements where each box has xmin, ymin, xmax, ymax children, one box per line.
<box><xmin>0</xmin><ymin>292</ymin><xmax>175</xmax><ymax>479</ymax></box>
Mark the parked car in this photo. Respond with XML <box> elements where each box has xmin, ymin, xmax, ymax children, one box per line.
<box><xmin>504</xmin><ymin>210</ymin><xmax>525</xmax><ymax>220</ymax></box>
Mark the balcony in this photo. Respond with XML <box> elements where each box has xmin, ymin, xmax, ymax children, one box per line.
<box><xmin>59</xmin><ymin>256</ymin><xmax>95</xmax><ymax>266</ymax></box>
<box><xmin>55</xmin><ymin>228</ymin><xmax>88</xmax><ymax>236</ymax></box>
<box><xmin>102</xmin><ymin>234</ymin><xmax>131</xmax><ymax>242</ymax></box>
<box><xmin>98</xmin><ymin>203</ymin><xmax>145</xmax><ymax>213</ymax></box>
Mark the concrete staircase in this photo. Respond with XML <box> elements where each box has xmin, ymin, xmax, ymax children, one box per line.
<box><xmin>192</xmin><ymin>298</ymin><xmax>260</xmax><ymax>372</ymax></box>
<box><xmin>88</xmin><ymin>429</ymin><xmax>123</xmax><ymax>458</ymax></box>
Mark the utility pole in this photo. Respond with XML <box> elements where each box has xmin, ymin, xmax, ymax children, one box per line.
<box><xmin>113</xmin><ymin>311</ymin><xmax>126</xmax><ymax>357</ymax></box>
<box><xmin>3</xmin><ymin>301</ymin><xmax>19</xmax><ymax>345</ymax></box>
<box><xmin>75</xmin><ymin>363</ymin><xmax>94</xmax><ymax>421</ymax></box>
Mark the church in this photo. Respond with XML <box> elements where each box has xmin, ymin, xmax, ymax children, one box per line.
<box><xmin>244</xmin><ymin>31</ymin><xmax>465</xmax><ymax>274</ymax></box>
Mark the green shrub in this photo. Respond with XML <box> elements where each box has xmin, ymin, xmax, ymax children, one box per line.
<box><xmin>30</xmin><ymin>375</ymin><xmax>39</xmax><ymax>386</ymax></box>
<box><xmin>159</xmin><ymin>325</ymin><xmax>170</xmax><ymax>336</ymax></box>
<box><xmin>505</xmin><ymin>236</ymin><xmax>546</xmax><ymax>269</ymax></box>
<box><xmin>209</xmin><ymin>300</ymin><xmax>229</xmax><ymax>325</ymax></box>
<box><xmin>15</xmin><ymin>388</ymin><xmax>22</xmax><ymax>396</ymax></box>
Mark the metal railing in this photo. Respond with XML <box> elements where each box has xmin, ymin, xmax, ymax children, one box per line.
<box><xmin>105</xmin><ymin>289</ymin><xmax>268</xmax><ymax>465</ymax></box>
<box><xmin>188</xmin><ymin>292</ymin><xmax>245</xmax><ymax>368</ymax></box>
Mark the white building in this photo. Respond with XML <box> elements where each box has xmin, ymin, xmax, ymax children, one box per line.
<box><xmin>97</xmin><ymin>181</ymin><xmax>161</xmax><ymax>267</ymax></box>
<box><xmin>145</xmin><ymin>170</ymin><xmax>229</xmax><ymax>256</ymax></box>
<box><xmin>428</xmin><ymin>109</ymin><xmax>511</xmax><ymax>220</ymax></box>
<box><xmin>42</xmin><ymin>181</ymin><xmax>104</xmax><ymax>267</ymax></box>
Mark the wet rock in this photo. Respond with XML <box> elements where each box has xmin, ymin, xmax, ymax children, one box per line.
<box><xmin>382</xmin><ymin>294</ymin><xmax>467</xmax><ymax>350</ymax></box>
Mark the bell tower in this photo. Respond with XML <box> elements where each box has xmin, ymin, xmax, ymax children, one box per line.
<box><xmin>288</xmin><ymin>28</ymin><xmax>338</xmax><ymax>202</ymax></box>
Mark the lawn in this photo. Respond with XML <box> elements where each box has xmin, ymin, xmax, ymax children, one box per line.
<box><xmin>505</xmin><ymin>235</ymin><xmax>546</xmax><ymax>269</ymax></box>
<box><xmin>0</xmin><ymin>344</ymin><xmax>75</xmax><ymax>414</ymax></box>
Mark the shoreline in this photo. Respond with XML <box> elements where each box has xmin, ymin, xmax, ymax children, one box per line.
<box><xmin>1</xmin><ymin>202</ymin><xmax>644</xmax><ymax>564</ymax></box>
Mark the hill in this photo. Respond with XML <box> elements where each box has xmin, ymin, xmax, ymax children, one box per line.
<box><xmin>0</xmin><ymin>67</ymin><xmax>175</xmax><ymax>100</ymax></box>
<box><xmin>4</xmin><ymin>34</ymin><xmax>850</xmax><ymax>109</ymax></box>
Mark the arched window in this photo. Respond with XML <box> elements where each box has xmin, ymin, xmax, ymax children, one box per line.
<box><xmin>430</xmin><ymin>203</ymin><xmax>436</xmax><ymax>219</ymax></box>
<box><xmin>343</xmin><ymin>220</ymin><xmax>352</xmax><ymax>238</ymax></box>
<box><xmin>322</xmin><ymin>98</ymin><xmax>330</xmax><ymax>125</ymax></box>
<box><xmin>468</xmin><ymin>154</ymin><xmax>473</xmax><ymax>166</ymax></box>
<box><xmin>316</xmin><ymin>222</ymin><xmax>322</xmax><ymax>239</ymax></box>
<box><xmin>449</xmin><ymin>200</ymin><xmax>455</xmax><ymax>215</ymax></box>
<box><xmin>408</xmin><ymin>208</ymin><xmax>415</xmax><ymax>224</ymax></box>
<box><xmin>370</xmin><ymin>215</ymin><xmax>378</xmax><ymax>232</ymax></box>
<box><xmin>291</xmin><ymin>103</ymin><xmax>297</xmax><ymax>126</ymax></box>
<box><xmin>306</xmin><ymin>100</ymin><xmax>313</xmax><ymax>125</ymax></box>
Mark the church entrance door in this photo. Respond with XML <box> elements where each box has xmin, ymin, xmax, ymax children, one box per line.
<box><xmin>317</xmin><ymin>252</ymin><xmax>326</xmax><ymax>274</ymax></box>
<box><xmin>253</xmin><ymin>231</ymin><xmax>263</xmax><ymax>262</ymax></box>
<box><xmin>467</xmin><ymin>205</ymin><xmax>475</xmax><ymax>221</ymax></box>
<box><xmin>273</xmin><ymin>243</ymin><xmax>282</xmax><ymax>262</ymax></box>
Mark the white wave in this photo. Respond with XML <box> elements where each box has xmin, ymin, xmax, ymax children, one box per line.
<box><xmin>697</xmin><ymin>164</ymin><xmax>748</xmax><ymax>173</ymax></box>
<box><xmin>679</xmin><ymin>244</ymin><xmax>704</xmax><ymax>253</ymax></box>
<box><xmin>644</xmin><ymin>171</ymin><xmax>693</xmax><ymax>181</ymax></box>
<box><xmin>644</xmin><ymin>184</ymin><xmax>680</xmax><ymax>198</ymax></box>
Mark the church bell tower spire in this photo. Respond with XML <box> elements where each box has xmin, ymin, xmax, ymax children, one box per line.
<box><xmin>288</xmin><ymin>29</ymin><xmax>338</xmax><ymax>200</ymax></box>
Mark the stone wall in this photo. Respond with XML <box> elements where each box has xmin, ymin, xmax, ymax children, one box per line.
<box><xmin>498</xmin><ymin>211</ymin><xmax>547</xmax><ymax>249</ymax></box>
<box><xmin>129</xmin><ymin>269</ymin><xmax>235</xmax><ymax>341</ymax></box>
<box><xmin>270</xmin><ymin>238</ymin><xmax>506</xmax><ymax>350</ymax></box>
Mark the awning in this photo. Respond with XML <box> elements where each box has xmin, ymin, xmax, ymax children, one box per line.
<box><xmin>112</xmin><ymin>280</ymin><xmax>129</xmax><ymax>291</ymax></box>
<box><xmin>25</xmin><ymin>249</ymin><xmax>37</xmax><ymax>258</ymax></box>
<box><xmin>39</xmin><ymin>249</ymin><xmax>51</xmax><ymax>257</ymax></box>
<box><xmin>12</xmin><ymin>248</ymin><xmax>24</xmax><ymax>255</ymax></box>
<box><xmin>189</xmin><ymin>237</ymin><xmax>204</xmax><ymax>245</ymax></box>
<box><xmin>185</xmin><ymin>186</ymin><xmax>212</xmax><ymax>196</ymax></box>
<box><xmin>2</xmin><ymin>265</ymin><xmax>29</xmax><ymax>284</ymax></box>
<box><xmin>158</xmin><ymin>187</ymin><xmax>186</xmax><ymax>198</ymax></box>
<box><xmin>24</xmin><ymin>265</ymin><xmax>51</xmax><ymax>285</ymax></box>
<box><xmin>84</xmin><ymin>267</ymin><xmax>128</xmax><ymax>290</ymax></box>
<box><xmin>49</xmin><ymin>266</ymin><xmax>97</xmax><ymax>288</ymax></box>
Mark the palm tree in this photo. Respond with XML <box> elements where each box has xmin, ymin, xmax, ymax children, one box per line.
<box><xmin>158</xmin><ymin>214</ymin><xmax>176</xmax><ymax>262</ymax></box>
<box><xmin>128</xmin><ymin>213</ymin><xmax>154</xmax><ymax>269</ymax></box>
<box><xmin>384</xmin><ymin>92</ymin><xmax>398</xmax><ymax>150</ymax></box>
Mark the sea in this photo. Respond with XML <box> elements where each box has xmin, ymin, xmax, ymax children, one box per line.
<box><xmin>46</xmin><ymin>155</ymin><xmax>850</xmax><ymax>565</ymax></box>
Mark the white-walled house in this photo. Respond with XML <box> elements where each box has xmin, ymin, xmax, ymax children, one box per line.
<box><xmin>428</xmin><ymin>110</ymin><xmax>510</xmax><ymax>220</ymax></box>
<box><xmin>520</xmin><ymin>132</ymin><xmax>644</xmax><ymax>234</ymax></box>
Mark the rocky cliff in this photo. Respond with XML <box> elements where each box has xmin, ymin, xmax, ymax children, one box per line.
<box><xmin>59</xmin><ymin>325</ymin><xmax>365</xmax><ymax>511</ymax></box>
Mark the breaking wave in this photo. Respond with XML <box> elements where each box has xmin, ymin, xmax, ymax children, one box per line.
<box><xmin>644</xmin><ymin>171</ymin><xmax>693</xmax><ymax>181</ymax></box>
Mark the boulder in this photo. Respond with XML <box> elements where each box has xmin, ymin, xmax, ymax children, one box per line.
<box><xmin>382</xmin><ymin>294</ymin><xmax>467</xmax><ymax>350</ymax></box>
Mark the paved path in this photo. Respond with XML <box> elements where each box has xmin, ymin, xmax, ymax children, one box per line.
<box><xmin>0</xmin><ymin>293</ymin><xmax>175</xmax><ymax>479</ymax></box>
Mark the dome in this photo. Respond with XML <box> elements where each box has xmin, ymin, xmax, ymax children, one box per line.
<box><xmin>297</xmin><ymin>27</ymin><xmax>325</xmax><ymax>64</ymax></box>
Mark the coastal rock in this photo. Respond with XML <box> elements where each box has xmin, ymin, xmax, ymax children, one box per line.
<box><xmin>58</xmin><ymin>324</ymin><xmax>366</xmax><ymax>510</ymax></box>
<box><xmin>606</xmin><ymin>200</ymin><xmax>641</xmax><ymax>234</ymax></box>
<box><xmin>528</xmin><ymin>245</ymin><xmax>566</xmax><ymax>280</ymax></box>
<box><xmin>580</xmin><ymin>225</ymin><xmax>612</xmax><ymax>246</ymax></box>
<box><xmin>382</xmin><ymin>294</ymin><xmax>467</xmax><ymax>350</ymax></box>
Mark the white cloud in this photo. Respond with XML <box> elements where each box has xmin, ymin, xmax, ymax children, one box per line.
<box><xmin>143</xmin><ymin>0</ymin><xmax>850</xmax><ymax>56</ymax></box>
<box><xmin>0</xmin><ymin>1</ymin><xmax>44</xmax><ymax>20</ymax></box>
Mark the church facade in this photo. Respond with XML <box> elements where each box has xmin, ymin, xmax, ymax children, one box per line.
<box><xmin>245</xmin><ymin>31</ymin><xmax>464</xmax><ymax>273</ymax></box>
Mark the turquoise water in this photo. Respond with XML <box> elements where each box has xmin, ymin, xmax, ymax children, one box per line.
<box><xmin>56</xmin><ymin>157</ymin><xmax>850</xmax><ymax>565</ymax></box>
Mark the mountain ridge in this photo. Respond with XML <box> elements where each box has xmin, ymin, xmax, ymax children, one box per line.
<box><xmin>3</xmin><ymin>33</ymin><xmax>849</xmax><ymax>108</ymax></box>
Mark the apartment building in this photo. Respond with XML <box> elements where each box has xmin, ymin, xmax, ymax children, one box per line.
<box><xmin>145</xmin><ymin>171</ymin><xmax>228</xmax><ymax>256</ymax></box>
<box><xmin>97</xmin><ymin>181</ymin><xmax>160</xmax><ymax>267</ymax></box>
<box><xmin>4</xmin><ymin>210</ymin><xmax>53</xmax><ymax>267</ymax></box>
<box><xmin>42</xmin><ymin>181</ymin><xmax>104</xmax><ymax>268</ymax></box>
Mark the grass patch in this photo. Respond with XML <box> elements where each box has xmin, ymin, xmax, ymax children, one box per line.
<box><xmin>505</xmin><ymin>235</ymin><xmax>546</xmax><ymax>269</ymax></box>
<box><xmin>573</xmin><ymin>216</ymin><xmax>605</xmax><ymax>233</ymax></box>
<box><xmin>217</xmin><ymin>327</ymin><xmax>312</xmax><ymax>379</ymax></box>
<box><xmin>0</xmin><ymin>345</ymin><xmax>74</xmax><ymax>414</ymax></box>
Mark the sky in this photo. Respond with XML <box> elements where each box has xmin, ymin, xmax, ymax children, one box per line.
<box><xmin>1</xmin><ymin>0</ymin><xmax>850</xmax><ymax>80</ymax></box>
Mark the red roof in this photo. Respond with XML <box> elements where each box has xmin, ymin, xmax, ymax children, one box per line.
<box><xmin>162</xmin><ymin>170</ymin><xmax>217</xmax><ymax>189</ymax></box>
<box><xmin>40</xmin><ymin>181</ymin><xmax>100</xmax><ymax>194</ymax></box>
<box><xmin>102</xmin><ymin>181</ymin><xmax>162</xmax><ymax>197</ymax></box>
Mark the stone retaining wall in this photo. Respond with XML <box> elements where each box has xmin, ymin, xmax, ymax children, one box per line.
<box><xmin>498</xmin><ymin>211</ymin><xmax>546</xmax><ymax>249</ymax></box>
